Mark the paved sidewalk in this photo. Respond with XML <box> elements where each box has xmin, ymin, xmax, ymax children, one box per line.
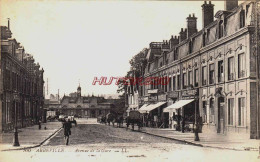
<box><xmin>115</xmin><ymin>123</ymin><xmax>259</xmax><ymax>151</ymax></box>
<box><xmin>0</xmin><ymin>121</ymin><xmax>62</xmax><ymax>151</ymax></box>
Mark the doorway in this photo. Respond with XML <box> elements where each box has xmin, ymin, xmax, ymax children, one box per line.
<box><xmin>217</xmin><ymin>97</ymin><xmax>225</xmax><ymax>134</ymax></box>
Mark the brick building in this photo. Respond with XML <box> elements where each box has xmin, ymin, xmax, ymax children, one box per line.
<box><xmin>0</xmin><ymin>22</ymin><xmax>45</xmax><ymax>132</ymax></box>
<box><xmin>127</xmin><ymin>1</ymin><xmax>260</xmax><ymax>139</ymax></box>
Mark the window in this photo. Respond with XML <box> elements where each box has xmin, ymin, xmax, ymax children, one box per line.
<box><xmin>6</xmin><ymin>100</ymin><xmax>11</xmax><ymax>123</ymax></box>
<box><xmin>228</xmin><ymin>57</ymin><xmax>234</xmax><ymax>80</ymax></box>
<box><xmin>174</xmin><ymin>48</ymin><xmax>178</xmax><ymax>60</ymax></box>
<box><xmin>172</xmin><ymin>76</ymin><xmax>176</xmax><ymax>90</ymax></box>
<box><xmin>219</xmin><ymin>20</ymin><xmax>224</xmax><ymax>38</ymax></box>
<box><xmin>164</xmin><ymin>76</ymin><xmax>168</xmax><ymax>92</ymax></box>
<box><xmin>202</xmin><ymin>66</ymin><xmax>207</xmax><ymax>85</ymax></box>
<box><xmin>228</xmin><ymin>98</ymin><xmax>234</xmax><ymax>125</ymax></box>
<box><xmin>240</xmin><ymin>10</ymin><xmax>245</xmax><ymax>28</ymax></box>
<box><xmin>218</xmin><ymin>60</ymin><xmax>224</xmax><ymax>82</ymax></box>
<box><xmin>202</xmin><ymin>101</ymin><xmax>207</xmax><ymax>123</ymax></box>
<box><xmin>177</xmin><ymin>75</ymin><xmax>181</xmax><ymax>90</ymax></box>
<box><xmin>169</xmin><ymin>77</ymin><xmax>172</xmax><ymax>91</ymax></box>
<box><xmin>194</xmin><ymin>69</ymin><xmax>199</xmax><ymax>87</ymax></box>
<box><xmin>189</xmin><ymin>41</ymin><xmax>193</xmax><ymax>54</ymax></box>
<box><xmin>188</xmin><ymin>71</ymin><xmax>192</xmax><ymax>86</ymax></box>
<box><xmin>203</xmin><ymin>32</ymin><xmax>206</xmax><ymax>47</ymax></box>
<box><xmin>238</xmin><ymin>53</ymin><xmax>245</xmax><ymax>78</ymax></box>
<box><xmin>183</xmin><ymin>73</ymin><xmax>187</xmax><ymax>89</ymax></box>
<box><xmin>238</xmin><ymin>97</ymin><xmax>245</xmax><ymax>126</ymax></box>
<box><xmin>209</xmin><ymin>64</ymin><xmax>215</xmax><ymax>84</ymax></box>
<box><xmin>209</xmin><ymin>98</ymin><xmax>215</xmax><ymax>123</ymax></box>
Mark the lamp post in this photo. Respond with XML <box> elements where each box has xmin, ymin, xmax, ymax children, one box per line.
<box><xmin>13</xmin><ymin>92</ymin><xmax>20</xmax><ymax>146</ymax></box>
<box><xmin>194</xmin><ymin>88</ymin><xmax>200</xmax><ymax>141</ymax></box>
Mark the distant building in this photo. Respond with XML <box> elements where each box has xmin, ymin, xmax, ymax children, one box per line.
<box><xmin>0</xmin><ymin>22</ymin><xmax>44</xmax><ymax>132</ymax></box>
<box><xmin>45</xmin><ymin>86</ymin><xmax>115</xmax><ymax>118</ymax></box>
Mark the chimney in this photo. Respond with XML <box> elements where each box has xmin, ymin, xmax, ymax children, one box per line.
<box><xmin>202</xmin><ymin>1</ymin><xmax>214</xmax><ymax>28</ymax></box>
<box><xmin>224</xmin><ymin>0</ymin><xmax>238</xmax><ymax>11</ymax></box>
<box><xmin>179</xmin><ymin>28</ymin><xmax>187</xmax><ymax>43</ymax></box>
<box><xmin>187</xmin><ymin>13</ymin><xmax>197</xmax><ymax>38</ymax></box>
<box><xmin>169</xmin><ymin>35</ymin><xmax>179</xmax><ymax>49</ymax></box>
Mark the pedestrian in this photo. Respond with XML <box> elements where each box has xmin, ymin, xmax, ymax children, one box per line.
<box><xmin>63</xmin><ymin>118</ymin><xmax>72</xmax><ymax>145</ymax></box>
<box><xmin>182</xmin><ymin>116</ymin><xmax>185</xmax><ymax>133</ymax></box>
<box><xmin>38</xmin><ymin>119</ymin><xmax>42</xmax><ymax>130</ymax></box>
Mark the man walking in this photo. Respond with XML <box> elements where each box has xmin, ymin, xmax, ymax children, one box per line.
<box><xmin>63</xmin><ymin>118</ymin><xmax>72</xmax><ymax>145</ymax></box>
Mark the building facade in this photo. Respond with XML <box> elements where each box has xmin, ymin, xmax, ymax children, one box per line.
<box><xmin>127</xmin><ymin>1</ymin><xmax>260</xmax><ymax>139</ymax></box>
<box><xmin>45</xmin><ymin>86</ymin><xmax>112</xmax><ymax>118</ymax></box>
<box><xmin>0</xmin><ymin>23</ymin><xmax>45</xmax><ymax>132</ymax></box>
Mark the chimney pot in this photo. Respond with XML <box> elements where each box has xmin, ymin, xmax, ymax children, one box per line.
<box><xmin>224</xmin><ymin>0</ymin><xmax>238</xmax><ymax>11</ymax></box>
<box><xmin>202</xmin><ymin>1</ymin><xmax>214</xmax><ymax>28</ymax></box>
<box><xmin>189</xmin><ymin>14</ymin><xmax>191</xmax><ymax>17</ymax></box>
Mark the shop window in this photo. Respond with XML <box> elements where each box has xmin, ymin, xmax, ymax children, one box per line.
<box><xmin>238</xmin><ymin>53</ymin><xmax>245</xmax><ymax>78</ymax></box>
<box><xmin>194</xmin><ymin>69</ymin><xmax>199</xmax><ymax>87</ymax></box>
<box><xmin>240</xmin><ymin>10</ymin><xmax>245</xmax><ymax>28</ymax></box>
<box><xmin>209</xmin><ymin>64</ymin><xmax>215</xmax><ymax>84</ymax></box>
<box><xmin>218</xmin><ymin>60</ymin><xmax>224</xmax><ymax>82</ymax></box>
<box><xmin>202</xmin><ymin>66</ymin><xmax>207</xmax><ymax>86</ymax></box>
<box><xmin>238</xmin><ymin>97</ymin><xmax>245</xmax><ymax>126</ymax></box>
<box><xmin>228</xmin><ymin>98</ymin><xmax>234</xmax><ymax>125</ymax></box>
<box><xmin>228</xmin><ymin>57</ymin><xmax>234</xmax><ymax>80</ymax></box>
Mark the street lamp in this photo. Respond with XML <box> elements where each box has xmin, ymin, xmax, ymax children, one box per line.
<box><xmin>13</xmin><ymin>92</ymin><xmax>20</xmax><ymax>146</ymax></box>
<box><xmin>194</xmin><ymin>88</ymin><xmax>200</xmax><ymax>141</ymax></box>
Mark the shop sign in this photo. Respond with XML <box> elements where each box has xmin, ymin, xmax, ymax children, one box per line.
<box><xmin>138</xmin><ymin>97</ymin><xmax>144</xmax><ymax>104</ymax></box>
<box><xmin>148</xmin><ymin>89</ymin><xmax>158</xmax><ymax>94</ymax></box>
<box><xmin>144</xmin><ymin>97</ymin><xmax>149</xmax><ymax>102</ymax></box>
<box><xmin>182</xmin><ymin>88</ymin><xmax>198</xmax><ymax>97</ymax></box>
<box><xmin>168</xmin><ymin>91</ymin><xmax>178</xmax><ymax>98</ymax></box>
<box><xmin>158</xmin><ymin>94</ymin><xmax>167</xmax><ymax>101</ymax></box>
<box><xmin>148</xmin><ymin>96</ymin><xmax>157</xmax><ymax>102</ymax></box>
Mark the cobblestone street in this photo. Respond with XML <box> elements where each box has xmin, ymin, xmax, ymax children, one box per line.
<box><xmin>1</xmin><ymin>122</ymin><xmax>257</xmax><ymax>162</ymax></box>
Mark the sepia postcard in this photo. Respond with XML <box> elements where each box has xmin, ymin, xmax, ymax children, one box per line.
<box><xmin>0</xmin><ymin>0</ymin><xmax>260</xmax><ymax>161</ymax></box>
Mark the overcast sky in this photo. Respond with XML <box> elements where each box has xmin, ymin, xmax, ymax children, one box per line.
<box><xmin>1</xmin><ymin>0</ymin><xmax>230</xmax><ymax>97</ymax></box>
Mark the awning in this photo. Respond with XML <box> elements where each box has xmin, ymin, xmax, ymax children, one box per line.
<box><xmin>138</xmin><ymin>104</ymin><xmax>148</xmax><ymax>113</ymax></box>
<box><xmin>163</xmin><ymin>99</ymin><xmax>194</xmax><ymax>112</ymax></box>
<box><xmin>139</xmin><ymin>102</ymin><xmax>166</xmax><ymax>113</ymax></box>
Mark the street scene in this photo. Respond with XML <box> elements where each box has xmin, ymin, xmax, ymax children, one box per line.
<box><xmin>1</xmin><ymin>0</ymin><xmax>260</xmax><ymax>161</ymax></box>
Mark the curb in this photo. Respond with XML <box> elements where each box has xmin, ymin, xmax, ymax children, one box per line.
<box><xmin>1</xmin><ymin>127</ymin><xmax>62</xmax><ymax>152</ymax></box>
<box><xmin>107</xmin><ymin>124</ymin><xmax>258</xmax><ymax>152</ymax></box>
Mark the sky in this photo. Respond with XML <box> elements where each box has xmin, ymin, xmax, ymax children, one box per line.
<box><xmin>0</xmin><ymin>0</ymin><xmax>231</xmax><ymax>97</ymax></box>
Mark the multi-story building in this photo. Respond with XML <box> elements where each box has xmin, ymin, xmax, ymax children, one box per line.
<box><xmin>0</xmin><ymin>22</ymin><xmax>45</xmax><ymax>132</ymax></box>
<box><xmin>128</xmin><ymin>1</ymin><xmax>260</xmax><ymax>139</ymax></box>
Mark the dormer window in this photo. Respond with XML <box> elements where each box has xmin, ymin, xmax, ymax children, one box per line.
<box><xmin>203</xmin><ymin>32</ymin><xmax>206</xmax><ymax>47</ymax></box>
<box><xmin>219</xmin><ymin>20</ymin><xmax>224</xmax><ymax>38</ymax></box>
<box><xmin>240</xmin><ymin>10</ymin><xmax>245</xmax><ymax>28</ymax></box>
<box><xmin>189</xmin><ymin>41</ymin><xmax>193</xmax><ymax>54</ymax></box>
